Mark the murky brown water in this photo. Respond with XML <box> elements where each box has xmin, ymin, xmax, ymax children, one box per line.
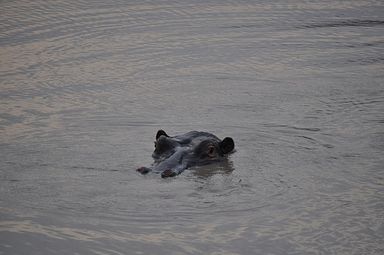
<box><xmin>1</xmin><ymin>0</ymin><xmax>384</xmax><ymax>254</ymax></box>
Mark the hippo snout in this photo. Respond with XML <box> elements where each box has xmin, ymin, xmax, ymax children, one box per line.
<box><xmin>137</xmin><ymin>166</ymin><xmax>179</xmax><ymax>178</ymax></box>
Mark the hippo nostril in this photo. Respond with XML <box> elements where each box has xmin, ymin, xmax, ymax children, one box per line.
<box><xmin>161</xmin><ymin>169</ymin><xmax>177</xmax><ymax>178</ymax></box>
<box><xmin>137</xmin><ymin>167</ymin><xmax>151</xmax><ymax>175</ymax></box>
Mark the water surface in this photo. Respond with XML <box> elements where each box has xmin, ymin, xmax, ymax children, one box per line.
<box><xmin>1</xmin><ymin>0</ymin><xmax>384</xmax><ymax>254</ymax></box>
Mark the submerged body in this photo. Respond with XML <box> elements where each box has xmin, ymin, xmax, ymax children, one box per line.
<box><xmin>137</xmin><ymin>130</ymin><xmax>235</xmax><ymax>177</ymax></box>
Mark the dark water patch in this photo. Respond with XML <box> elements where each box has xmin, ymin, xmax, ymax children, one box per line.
<box><xmin>346</xmin><ymin>56</ymin><xmax>384</xmax><ymax>65</ymax></box>
<box><xmin>70</xmin><ymin>165</ymin><xmax>120</xmax><ymax>172</ymax></box>
<box><xmin>342</xmin><ymin>41</ymin><xmax>384</xmax><ymax>49</ymax></box>
<box><xmin>220</xmin><ymin>23</ymin><xmax>261</xmax><ymax>30</ymax></box>
<box><xmin>8</xmin><ymin>179</ymin><xmax>21</xmax><ymax>182</ymax></box>
<box><xmin>0</xmin><ymin>113</ymin><xmax>24</xmax><ymax>125</ymax></box>
<box><xmin>298</xmin><ymin>19</ymin><xmax>384</xmax><ymax>29</ymax></box>
<box><xmin>263</xmin><ymin>123</ymin><xmax>321</xmax><ymax>132</ymax></box>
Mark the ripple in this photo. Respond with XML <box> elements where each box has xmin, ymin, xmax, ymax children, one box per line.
<box><xmin>299</xmin><ymin>19</ymin><xmax>384</xmax><ymax>29</ymax></box>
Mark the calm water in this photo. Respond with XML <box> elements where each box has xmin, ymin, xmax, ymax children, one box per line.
<box><xmin>1</xmin><ymin>0</ymin><xmax>384</xmax><ymax>254</ymax></box>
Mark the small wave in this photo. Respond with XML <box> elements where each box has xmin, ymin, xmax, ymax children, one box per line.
<box><xmin>298</xmin><ymin>19</ymin><xmax>384</xmax><ymax>29</ymax></box>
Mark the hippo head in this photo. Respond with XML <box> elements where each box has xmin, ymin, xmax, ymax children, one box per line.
<box><xmin>137</xmin><ymin>130</ymin><xmax>235</xmax><ymax>178</ymax></box>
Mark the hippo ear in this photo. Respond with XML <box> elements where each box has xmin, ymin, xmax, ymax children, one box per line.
<box><xmin>220</xmin><ymin>137</ymin><xmax>235</xmax><ymax>154</ymax></box>
<box><xmin>156</xmin><ymin>130</ymin><xmax>169</xmax><ymax>140</ymax></box>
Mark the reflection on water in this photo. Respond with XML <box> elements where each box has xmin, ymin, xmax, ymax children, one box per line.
<box><xmin>192</xmin><ymin>159</ymin><xmax>235</xmax><ymax>178</ymax></box>
<box><xmin>1</xmin><ymin>0</ymin><xmax>384</xmax><ymax>254</ymax></box>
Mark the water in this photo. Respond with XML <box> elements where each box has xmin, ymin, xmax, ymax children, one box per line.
<box><xmin>1</xmin><ymin>0</ymin><xmax>383</xmax><ymax>254</ymax></box>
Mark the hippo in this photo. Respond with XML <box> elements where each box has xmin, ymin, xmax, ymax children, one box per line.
<box><xmin>137</xmin><ymin>130</ymin><xmax>235</xmax><ymax>178</ymax></box>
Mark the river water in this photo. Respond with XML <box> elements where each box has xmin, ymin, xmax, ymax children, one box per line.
<box><xmin>1</xmin><ymin>0</ymin><xmax>383</xmax><ymax>254</ymax></box>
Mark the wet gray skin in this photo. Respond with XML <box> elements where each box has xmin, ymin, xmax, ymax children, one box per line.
<box><xmin>137</xmin><ymin>130</ymin><xmax>235</xmax><ymax>178</ymax></box>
